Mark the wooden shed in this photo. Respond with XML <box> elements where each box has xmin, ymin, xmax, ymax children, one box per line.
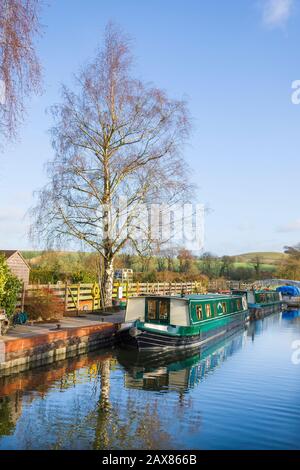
<box><xmin>0</xmin><ymin>250</ymin><xmax>30</xmax><ymax>286</ymax></box>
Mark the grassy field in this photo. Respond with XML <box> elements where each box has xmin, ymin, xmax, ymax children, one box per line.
<box><xmin>233</xmin><ymin>252</ymin><xmax>286</xmax><ymax>271</ymax></box>
<box><xmin>21</xmin><ymin>250</ymin><xmax>285</xmax><ymax>272</ymax></box>
<box><xmin>22</xmin><ymin>250</ymin><xmax>286</xmax><ymax>260</ymax></box>
<box><xmin>234</xmin><ymin>251</ymin><xmax>286</xmax><ymax>263</ymax></box>
<box><xmin>20</xmin><ymin>249</ymin><xmax>286</xmax><ymax>283</ymax></box>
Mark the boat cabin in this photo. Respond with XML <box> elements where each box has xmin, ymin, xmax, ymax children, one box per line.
<box><xmin>124</xmin><ymin>294</ymin><xmax>248</xmax><ymax>327</ymax></box>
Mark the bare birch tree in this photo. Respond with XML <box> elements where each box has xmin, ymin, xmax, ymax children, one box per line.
<box><xmin>0</xmin><ymin>0</ymin><xmax>42</xmax><ymax>141</ymax></box>
<box><xmin>31</xmin><ymin>23</ymin><xmax>192</xmax><ymax>306</ymax></box>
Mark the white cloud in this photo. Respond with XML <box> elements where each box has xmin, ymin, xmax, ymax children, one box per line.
<box><xmin>262</xmin><ymin>0</ymin><xmax>294</xmax><ymax>27</ymax></box>
<box><xmin>276</xmin><ymin>219</ymin><xmax>300</xmax><ymax>233</ymax></box>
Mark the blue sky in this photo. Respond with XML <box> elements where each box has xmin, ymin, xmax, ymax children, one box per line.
<box><xmin>1</xmin><ymin>0</ymin><xmax>300</xmax><ymax>255</ymax></box>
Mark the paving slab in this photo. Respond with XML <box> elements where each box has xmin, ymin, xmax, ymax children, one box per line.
<box><xmin>1</xmin><ymin>310</ymin><xmax>125</xmax><ymax>342</ymax></box>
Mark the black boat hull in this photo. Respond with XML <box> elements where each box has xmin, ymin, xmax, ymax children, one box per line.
<box><xmin>117</xmin><ymin>311</ymin><xmax>247</xmax><ymax>350</ymax></box>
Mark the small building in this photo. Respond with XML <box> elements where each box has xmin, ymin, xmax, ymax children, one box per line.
<box><xmin>114</xmin><ymin>269</ymin><xmax>133</xmax><ymax>283</ymax></box>
<box><xmin>0</xmin><ymin>250</ymin><xmax>30</xmax><ymax>286</ymax></box>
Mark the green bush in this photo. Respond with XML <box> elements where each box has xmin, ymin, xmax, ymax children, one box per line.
<box><xmin>0</xmin><ymin>255</ymin><xmax>22</xmax><ymax>318</ymax></box>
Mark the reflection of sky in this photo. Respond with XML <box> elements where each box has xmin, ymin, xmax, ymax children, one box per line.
<box><xmin>0</xmin><ymin>312</ymin><xmax>300</xmax><ymax>449</ymax></box>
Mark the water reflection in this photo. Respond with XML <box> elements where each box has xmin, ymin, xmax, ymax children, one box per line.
<box><xmin>282</xmin><ymin>309</ymin><xmax>300</xmax><ymax>321</ymax></box>
<box><xmin>0</xmin><ymin>392</ymin><xmax>22</xmax><ymax>437</ymax></box>
<box><xmin>245</xmin><ymin>311</ymin><xmax>283</xmax><ymax>341</ymax></box>
<box><xmin>117</xmin><ymin>328</ymin><xmax>247</xmax><ymax>393</ymax></box>
<box><xmin>0</xmin><ymin>311</ymin><xmax>299</xmax><ymax>449</ymax></box>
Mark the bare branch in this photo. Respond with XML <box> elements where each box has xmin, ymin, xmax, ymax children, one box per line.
<box><xmin>30</xmin><ymin>22</ymin><xmax>193</xmax><ymax>305</ymax></box>
<box><xmin>0</xmin><ymin>0</ymin><xmax>43</xmax><ymax>141</ymax></box>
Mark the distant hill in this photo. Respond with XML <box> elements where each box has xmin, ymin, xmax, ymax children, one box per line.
<box><xmin>232</xmin><ymin>252</ymin><xmax>286</xmax><ymax>273</ymax></box>
<box><xmin>234</xmin><ymin>252</ymin><xmax>286</xmax><ymax>264</ymax></box>
<box><xmin>21</xmin><ymin>250</ymin><xmax>287</xmax><ymax>264</ymax></box>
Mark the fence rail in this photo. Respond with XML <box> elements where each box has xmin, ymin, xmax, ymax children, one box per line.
<box><xmin>16</xmin><ymin>279</ymin><xmax>259</xmax><ymax>313</ymax></box>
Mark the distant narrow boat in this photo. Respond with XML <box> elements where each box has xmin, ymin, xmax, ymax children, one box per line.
<box><xmin>117</xmin><ymin>294</ymin><xmax>248</xmax><ymax>350</ymax></box>
<box><xmin>232</xmin><ymin>289</ymin><xmax>284</xmax><ymax>319</ymax></box>
<box><xmin>276</xmin><ymin>286</ymin><xmax>300</xmax><ymax>308</ymax></box>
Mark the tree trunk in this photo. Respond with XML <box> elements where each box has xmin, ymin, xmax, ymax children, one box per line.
<box><xmin>101</xmin><ymin>256</ymin><xmax>114</xmax><ymax>308</ymax></box>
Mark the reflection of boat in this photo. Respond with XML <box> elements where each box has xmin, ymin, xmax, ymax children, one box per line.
<box><xmin>246</xmin><ymin>312</ymin><xmax>282</xmax><ymax>339</ymax></box>
<box><xmin>282</xmin><ymin>310</ymin><xmax>300</xmax><ymax>320</ymax></box>
<box><xmin>117</xmin><ymin>328</ymin><xmax>246</xmax><ymax>392</ymax></box>
<box><xmin>117</xmin><ymin>294</ymin><xmax>248</xmax><ymax>350</ymax></box>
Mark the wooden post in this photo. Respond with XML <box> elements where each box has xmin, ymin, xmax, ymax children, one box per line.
<box><xmin>64</xmin><ymin>282</ymin><xmax>68</xmax><ymax>314</ymax></box>
<box><xmin>92</xmin><ymin>283</ymin><xmax>95</xmax><ymax>312</ymax></box>
<box><xmin>77</xmin><ymin>283</ymin><xmax>80</xmax><ymax>315</ymax></box>
<box><xmin>21</xmin><ymin>282</ymin><xmax>26</xmax><ymax>312</ymax></box>
<box><xmin>116</xmin><ymin>281</ymin><xmax>119</xmax><ymax>301</ymax></box>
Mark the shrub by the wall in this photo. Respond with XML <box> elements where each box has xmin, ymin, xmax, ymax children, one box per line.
<box><xmin>0</xmin><ymin>255</ymin><xmax>22</xmax><ymax>319</ymax></box>
<box><xmin>24</xmin><ymin>288</ymin><xmax>64</xmax><ymax>321</ymax></box>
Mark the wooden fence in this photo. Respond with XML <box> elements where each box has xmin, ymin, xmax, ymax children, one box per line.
<box><xmin>15</xmin><ymin>279</ymin><xmax>256</xmax><ymax>314</ymax></box>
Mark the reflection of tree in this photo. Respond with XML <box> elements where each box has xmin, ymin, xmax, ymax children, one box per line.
<box><xmin>0</xmin><ymin>398</ymin><xmax>15</xmax><ymax>437</ymax></box>
<box><xmin>93</xmin><ymin>358</ymin><xmax>111</xmax><ymax>449</ymax></box>
<box><xmin>93</xmin><ymin>394</ymin><xmax>173</xmax><ymax>450</ymax></box>
<box><xmin>0</xmin><ymin>391</ymin><xmax>22</xmax><ymax>437</ymax></box>
<box><xmin>91</xmin><ymin>357</ymin><xmax>174</xmax><ymax>449</ymax></box>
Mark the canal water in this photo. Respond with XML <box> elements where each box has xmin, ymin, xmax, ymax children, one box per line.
<box><xmin>0</xmin><ymin>311</ymin><xmax>299</xmax><ymax>450</ymax></box>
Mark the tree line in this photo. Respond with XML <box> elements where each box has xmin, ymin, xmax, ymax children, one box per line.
<box><xmin>24</xmin><ymin>248</ymin><xmax>277</xmax><ymax>285</ymax></box>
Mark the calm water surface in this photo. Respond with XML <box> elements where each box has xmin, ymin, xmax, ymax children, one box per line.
<box><xmin>0</xmin><ymin>311</ymin><xmax>299</xmax><ymax>450</ymax></box>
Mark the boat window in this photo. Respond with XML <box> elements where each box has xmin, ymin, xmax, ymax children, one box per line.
<box><xmin>237</xmin><ymin>299</ymin><xmax>241</xmax><ymax>310</ymax></box>
<box><xmin>158</xmin><ymin>300</ymin><xmax>168</xmax><ymax>321</ymax></box>
<box><xmin>222</xmin><ymin>302</ymin><xmax>227</xmax><ymax>313</ymax></box>
<box><xmin>213</xmin><ymin>303</ymin><xmax>217</xmax><ymax>316</ymax></box>
<box><xmin>147</xmin><ymin>300</ymin><xmax>157</xmax><ymax>320</ymax></box>
<box><xmin>205</xmin><ymin>304</ymin><xmax>211</xmax><ymax>318</ymax></box>
<box><xmin>196</xmin><ymin>305</ymin><xmax>203</xmax><ymax>320</ymax></box>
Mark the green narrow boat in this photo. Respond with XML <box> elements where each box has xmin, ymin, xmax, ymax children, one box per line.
<box><xmin>232</xmin><ymin>289</ymin><xmax>284</xmax><ymax>318</ymax></box>
<box><xmin>117</xmin><ymin>293</ymin><xmax>248</xmax><ymax>350</ymax></box>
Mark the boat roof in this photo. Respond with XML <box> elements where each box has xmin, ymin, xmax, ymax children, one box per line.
<box><xmin>232</xmin><ymin>289</ymin><xmax>276</xmax><ymax>294</ymax></box>
<box><xmin>276</xmin><ymin>285</ymin><xmax>300</xmax><ymax>296</ymax></box>
<box><xmin>253</xmin><ymin>290</ymin><xmax>277</xmax><ymax>294</ymax></box>
<box><xmin>129</xmin><ymin>293</ymin><xmax>244</xmax><ymax>301</ymax></box>
<box><xmin>184</xmin><ymin>294</ymin><xmax>242</xmax><ymax>301</ymax></box>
